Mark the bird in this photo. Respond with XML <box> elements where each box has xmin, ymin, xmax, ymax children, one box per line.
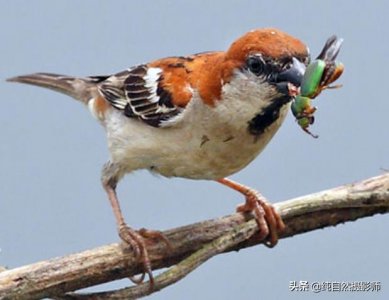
<box><xmin>8</xmin><ymin>28</ymin><xmax>309</xmax><ymax>285</ymax></box>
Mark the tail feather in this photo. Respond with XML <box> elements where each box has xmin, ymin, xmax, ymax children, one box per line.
<box><xmin>7</xmin><ymin>73</ymin><xmax>107</xmax><ymax>104</ymax></box>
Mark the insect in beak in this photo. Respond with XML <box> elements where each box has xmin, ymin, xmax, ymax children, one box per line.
<box><xmin>291</xmin><ymin>36</ymin><xmax>344</xmax><ymax>138</ymax></box>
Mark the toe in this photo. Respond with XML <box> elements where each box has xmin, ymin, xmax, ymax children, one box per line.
<box><xmin>138</xmin><ymin>228</ymin><xmax>173</xmax><ymax>252</ymax></box>
<box><xmin>119</xmin><ymin>224</ymin><xmax>142</xmax><ymax>258</ymax></box>
<box><xmin>117</xmin><ymin>224</ymin><xmax>154</xmax><ymax>287</ymax></box>
<box><xmin>236</xmin><ymin>192</ymin><xmax>285</xmax><ymax>247</ymax></box>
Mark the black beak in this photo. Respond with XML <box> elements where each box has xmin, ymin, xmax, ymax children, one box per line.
<box><xmin>270</xmin><ymin>57</ymin><xmax>306</xmax><ymax>94</ymax></box>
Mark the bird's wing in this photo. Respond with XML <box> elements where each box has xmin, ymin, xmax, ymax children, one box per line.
<box><xmin>98</xmin><ymin>56</ymin><xmax>199</xmax><ymax>127</ymax></box>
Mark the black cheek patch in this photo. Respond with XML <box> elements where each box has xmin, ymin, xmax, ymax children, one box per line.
<box><xmin>247</xmin><ymin>95</ymin><xmax>291</xmax><ymax>136</ymax></box>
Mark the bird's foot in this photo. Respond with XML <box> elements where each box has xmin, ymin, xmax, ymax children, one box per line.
<box><xmin>236</xmin><ymin>189</ymin><xmax>285</xmax><ymax>247</ymax></box>
<box><xmin>118</xmin><ymin>224</ymin><xmax>172</xmax><ymax>288</ymax></box>
<box><xmin>118</xmin><ymin>224</ymin><xmax>154</xmax><ymax>286</ymax></box>
<box><xmin>138</xmin><ymin>228</ymin><xmax>173</xmax><ymax>251</ymax></box>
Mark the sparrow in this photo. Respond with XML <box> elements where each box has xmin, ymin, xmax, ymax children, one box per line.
<box><xmin>8</xmin><ymin>28</ymin><xmax>309</xmax><ymax>285</ymax></box>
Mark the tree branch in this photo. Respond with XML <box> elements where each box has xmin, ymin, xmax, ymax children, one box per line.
<box><xmin>1</xmin><ymin>173</ymin><xmax>388</xmax><ymax>300</ymax></box>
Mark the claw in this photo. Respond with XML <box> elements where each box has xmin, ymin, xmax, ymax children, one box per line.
<box><xmin>118</xmin><ymin>225</ymin><xmax>172</xmax><ymax>290</ymax></box>
<box><xmin>240</xmin><ymin>192</ymin><xmax>285</xmax><ymax>247</ymax></box>
<box><xmin>130</xmin><ymin>272</ymin><xmax>146</xmax><ymax>285</ymax></box>
<box><xmin>218</xmin><ymin>178</ymin><xmax>285</xmax><ymax>246</ymax></box>
<box><xmin>138</xmin><ymin>228</ymin><xmax>173</xmax><ymax>252</ymax></box>
<box><xmin>118</xmin><ymin>224</ymin><xmax>154</xmax><ymax>288</ymax></box>
<box><xmin>119</xmin><ymin>224</ymin><xmax>142</xmax><ymax>259</ymax></box>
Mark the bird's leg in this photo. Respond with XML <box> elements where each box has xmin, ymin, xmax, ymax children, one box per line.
<box><xmin>217</xmin><ymin>178</ymin><xmax>285</xmax><ymax>247</ymax></box>
<box><xmin>101</xmin><ymin>162</ymin><xmax>154</xmax><ymax>286</ymax></box>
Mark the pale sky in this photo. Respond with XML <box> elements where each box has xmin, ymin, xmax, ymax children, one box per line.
<box><xmin>1</xmin><ymin>1</ymin><xmax>388</xmax><ymax>299</ymax></box>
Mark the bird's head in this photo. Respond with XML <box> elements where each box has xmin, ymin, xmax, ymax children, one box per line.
<box><xmin>224</xmin><ymin>28</ymin><xmax>309</xmax><ymax>97</ymax></box>
<box><xmin>209</xmin><ymin>28</ymin><xmax>310</xmax><ymax>134</ymax></box>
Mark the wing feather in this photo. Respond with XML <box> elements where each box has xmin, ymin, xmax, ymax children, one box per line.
<box><xmin>99</xmin><ymin>64</ymin><xmax>182</xmax><ymax>127</ymax></box>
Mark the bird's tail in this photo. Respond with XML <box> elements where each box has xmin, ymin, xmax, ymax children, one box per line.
<box><xmin>7</xmin><ymin>73</ymin><xmax>108</xmax><ymax>104</ymax></box>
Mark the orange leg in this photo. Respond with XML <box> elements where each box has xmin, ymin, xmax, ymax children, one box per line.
<box><xmin>217</xmin><ymin>178</ymin><xmax>285</xmax><ymax>247</ymax></box>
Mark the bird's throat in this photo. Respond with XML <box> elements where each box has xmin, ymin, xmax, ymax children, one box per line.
<box><xmin>247</xmin><ymin>95</ymin><xmax>291</xmax><ymax>136</ymax></box>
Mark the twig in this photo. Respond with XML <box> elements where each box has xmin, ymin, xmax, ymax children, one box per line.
<box><xmin>59</xmin><ymin>219</ymin><xmax>259</xmax><ymax>299</ymax></box>
<box><xmin>0</xmin><ymin>173</ymin><xmax>388</xmax><ymax>300</ymax></box>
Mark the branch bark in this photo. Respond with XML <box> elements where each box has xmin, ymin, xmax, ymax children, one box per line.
<box><xmin>1</xmin><ymin>173</ymin><xmax>388</xmax><ymax>300</ymax></box>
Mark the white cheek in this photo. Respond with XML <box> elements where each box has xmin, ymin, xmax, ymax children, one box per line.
<box><xmin>219</xmin><ymin>71</ymin><xmax>279</xmax><ymax>122</ymax></box>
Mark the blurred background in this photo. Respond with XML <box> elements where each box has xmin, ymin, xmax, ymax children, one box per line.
<box><xmin>1</xmin><ymin>1</ymin><xmax>388</xmax><ymax>299</ymax></box>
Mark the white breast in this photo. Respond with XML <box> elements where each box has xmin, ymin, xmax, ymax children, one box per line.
<box><xmin>103</xmin><ymin>74</ymin><xmax>289</xmax><ymax>180</ymax></box>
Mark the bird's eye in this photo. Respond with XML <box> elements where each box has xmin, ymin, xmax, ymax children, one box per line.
<box><xmin>247</xmin><ymin>56</ymin><xmax>265</xmax><ymax>75</ymax></box>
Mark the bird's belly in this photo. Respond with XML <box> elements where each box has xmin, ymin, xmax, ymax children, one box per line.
<box><xmin>106</xmin><ymin>108</ymin><xmax>287</xmax><ymax>180</ymax></box>
<box><xmin>157</xmin><ymin>133</ymin><xmax>265</xmax><ymax>179</ymax></box>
